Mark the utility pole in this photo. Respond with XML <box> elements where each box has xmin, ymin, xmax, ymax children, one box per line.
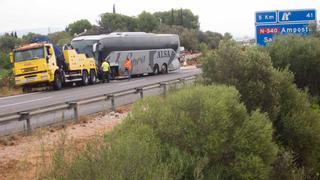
<box><xmin>171</xmin><ymin>8</ymin><xmax>174</xmax><ymax>26</ymax></box>
<box><xmin>113</xmin><ymin>4</ymin><xmax>116</xmax><ymax>14</ymax></box>
<box><xmin>180</xmin><ymin>8</ymin><xmax>183</xmax><ymax>26</ymax></box>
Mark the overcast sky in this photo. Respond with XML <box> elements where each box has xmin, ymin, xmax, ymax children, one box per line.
<box><xmin>0</xmin><ymin>0</ymin><xmax>319</xmax><ymax>38</ymax></box>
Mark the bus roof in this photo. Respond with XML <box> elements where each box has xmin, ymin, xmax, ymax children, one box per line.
<box><xmin>71</xmin><ymin>32</ymin><xmax>175</xmax><ymax>42</ymax></box>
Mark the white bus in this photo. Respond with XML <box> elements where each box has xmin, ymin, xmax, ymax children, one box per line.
<box><xmin>71</xmin><ymin>32</ymin><xmax>181</xmax><ymax>79</ymax></box>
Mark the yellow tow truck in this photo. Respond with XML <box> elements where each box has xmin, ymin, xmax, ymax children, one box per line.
<box><xmin>10</xmin><ymin>42</ymin><xmax>97</xmax><ymax>92</ymax></box>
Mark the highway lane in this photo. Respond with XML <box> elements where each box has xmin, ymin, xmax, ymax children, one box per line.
<box><xmin>0</xmin><ymin>68</ymin><xmax>201</xmax><ymax>116</ymax></box>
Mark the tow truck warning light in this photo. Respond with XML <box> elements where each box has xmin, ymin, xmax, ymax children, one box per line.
<box><xmin>258</xmin><ymin>27</ymin><xmax>280</xmax><ymax>34</ymax></box>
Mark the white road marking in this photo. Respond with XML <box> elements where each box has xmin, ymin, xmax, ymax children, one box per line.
<box><xmin>118</xmin><ymin>79</ymin><xmax>146</xmax><ymax>86</ymax></box>
<box><xmin>0</xmin><ymin>92</ymin><xmax>41</xmax><ymax>100</ymax></box>
<box><xmin>0</xmin><ymin>97</ymin><xmax>52</xmax><ymax>108</ymax></box>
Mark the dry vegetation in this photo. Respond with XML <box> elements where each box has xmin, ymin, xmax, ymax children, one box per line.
<box><xmin>0</xmin><ymin>106</ymin><xmax>129</xmax><ymax>180</ymax></box>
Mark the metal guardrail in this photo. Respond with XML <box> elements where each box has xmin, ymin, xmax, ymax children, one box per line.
<box><xmin>0</xmin><ymin>75</ymin><xmax>198</xmax><ymax>135</ymax></box>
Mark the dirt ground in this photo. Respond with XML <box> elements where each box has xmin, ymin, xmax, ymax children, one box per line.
<box><xmin>0</xmin><ymin>106</ymin><xmax>129</xmax><ymax>180</ymax></box>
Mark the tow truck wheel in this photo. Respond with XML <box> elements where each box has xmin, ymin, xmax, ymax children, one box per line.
<box><xmin>153</xmin><ymin>64</ymin><xmax>159</xmax><ymax>75</ymax></box>
<box><xmin>22</xmin><ymin>86</ymin><xmax>32</xmax><ymax>93</ymax></box>
<box><xmin>53</xmin><ymin>72</ymin><xmax>62</xmax><ymax>90</ymax></box>
<box><xmin>161</xmin><ymin>63</ymin><xmax>168</xmax><ymax>74</ymax></box>
<box><xmin>89</xmin><ymin>70</ymin><xmax>96</xmax><ymax>84</ymax></box>
<box><xmin>82</xmin><ymin>71</ymin><xmax>89</xmax><ymax>86</ymax></box>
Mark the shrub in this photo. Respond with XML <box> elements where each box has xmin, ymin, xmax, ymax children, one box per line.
<box><xmin>271</xmin><ymin>148</ymin><xmax>306</xmax><ymax>180</ymax></box>
<box><xmin>268</xmin><ymin>35</ymin><xmax>320</xmax><ymax>96</ymax></box>
<box><xmin>202</xmin><ymin>38</ymin><xmax>320</xmax><ymax>176</ymax></box>
<box><xmin>50</xmin><ymin>124</ymin><xmax>171</xmax><ymax>180</ymax></box>
<box><xmin>203</xmin><ymin>40</ymin><xmax>280</xmax><ymax>121</ymax></box>
<box><xmin>275</xmin><ymin>69</ymin><xmax>320</xmax><ymax>174</ymax></box>
<box><xmin>0</xmin><ymin>69</ymin><xmax>14</xmax><ymax>91</ymax></box>
<box><xmin>0</xmin><ymin>50</ymin><xmax>11</xmax><ymax>70</ymax></box>
<box><xmin>128</xmin><ymin>85</ymin><xmax>278</xmax><ymax>179</ymax></box>
<box><xmin>198</xmin><ymin>42</ymin><xmax>209</xmax><ymax>56</ymax></box>
<box><xmin>48</xmin><ymin>85</ymin><xmax>278</xmax><ymax>179</ymax></box>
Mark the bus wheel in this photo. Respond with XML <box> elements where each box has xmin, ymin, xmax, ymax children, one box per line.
<box><xmin>53</xmin><ymin>72</ymin><xmax>62</xmax><ymax>90</ymax></box>
<box><xmin>89</xmin><ymin>70</ymin><xmax>96</xmax><ymax>84</ymax></box>
<box><xmin>161</xmin><ymin>64</ymin><xmax>168</xmax><ymax>74</ymax></box>
<box><xmin>82</xmin><ymin>71</ymin><xmax>89</xmax><ymax>86</ymax></box>
<box><xmin>153</xmin><ymin>64</ymin><xmax>159</xmax><ymax>75</ymax></box>
<box><xmin>22</xmin><ymin>86</ymin><xmax>32</xmax><ymax>93</ymax></box>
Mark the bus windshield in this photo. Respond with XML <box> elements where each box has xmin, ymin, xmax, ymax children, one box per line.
<box><xmin>71</xmin><ymin>40</ymin><xmax>97</xmax><ymax>58</ymax></box>
<box><xmin>14</xmin><ymin>48</ymin><xmax>44</xmax><ymax>62</ymax></box>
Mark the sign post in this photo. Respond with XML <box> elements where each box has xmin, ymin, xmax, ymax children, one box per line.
<box><xmin>255</xmin><ymin>9</ymin><xmax>317</xmax><ymax>46</ymax></box>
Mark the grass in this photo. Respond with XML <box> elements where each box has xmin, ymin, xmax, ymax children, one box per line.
<box><xmin>0</xmin><ymin>69</ymin><xmax>21</xmax><ymax>96</ymax></box>
<box><xmin>0</xmin><ymin>86</ymin><xmax>22</xmax><ymax>96</ymax></box>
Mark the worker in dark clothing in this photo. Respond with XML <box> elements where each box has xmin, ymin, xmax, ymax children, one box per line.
<box><xmin>101</xmin><ymin>59</ymin><xmax>110</xmax><ymax>83</ymax></box>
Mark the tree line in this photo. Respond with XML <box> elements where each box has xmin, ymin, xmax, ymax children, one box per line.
<box><xmin>0</xmin><ymin>8</ymin><xmax>225</xmax><ymax>89</ymax></box>
<box><xmin>65</xmin><ymin>8</ymin><xmax>224</xmax><ymax>51</ymax></box>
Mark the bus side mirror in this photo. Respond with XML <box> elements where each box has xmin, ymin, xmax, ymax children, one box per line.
<box><xmin>93</xmin><ymin>43</ymin><xmax>97</xmax><ymax>53</ymax></box>
<box><xmin>9</xmin><ymin>52</ymin><xmax>14</xmax><ymax>63</ymax></box>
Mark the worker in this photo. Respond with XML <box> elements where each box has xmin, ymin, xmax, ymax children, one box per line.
<box><xmin>101</xmin><ymin>59</ymin><xmax>110</xmax><ymax>83</ymax></box>
<box><xmin>124</xmin><ymin>57</ymin><xmax>132</xmax><ymax>81</ymax></box>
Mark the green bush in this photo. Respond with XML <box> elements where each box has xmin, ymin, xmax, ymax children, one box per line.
<box><xmin>198</xmin><ymin>42</ymin><xmax>209</xmax><ymax>56</ymax></box>
<box><xmin>271</xmin><ymin>148</ymin><xmax>306</xmax><ymax>180</ymax></box>
<box><xmin>203</xmin><ymin>40</ymin><xmax>280</xmax><ymax>121</ymax></box>
<box><xmin>197</xmin><ymin>31</ymin><xmax>223</xmax><ymax>49</ymax></box>
<box><xmin>0</xmin><ymin>51</ymin><xmax>11</xmax><ymax>70</ymax></box>
<box><xmin>50</xmin><ymin>124</ymin><xmax>172</xmax><ymax>180</ymax></box>
<box><xmin>202</xmin><ymin>38</ymin><xmax>320</xmax><ymax>176</ymax></box>
<box><xmin>275</xmin><ymin>69</ymin><xmax>320</xmax><ymax>174</ymax></box>
<box><xmin>48</xmin><ymin>85</ymin><xmax>277</xmax><ymax>179</ymax></box>
<box><xmin>0</xmin><ymin>69</ymin><xmax>14</xmax><ymax>89</ymax></box>
<box><xmin>127</xmin><ymin>85</ymin><xmax>278</xmax><ymax>179</ymax></box>
<box><xmin>268</xmin><ymin>35</ymin><xmax>320</xmax><ymax>96</ymax></box>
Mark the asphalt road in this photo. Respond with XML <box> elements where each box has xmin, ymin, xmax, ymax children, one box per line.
<box><xmin>0</xmin><ymin>68</ymin><xmax>201</xmax><ymax>116</ymax></box>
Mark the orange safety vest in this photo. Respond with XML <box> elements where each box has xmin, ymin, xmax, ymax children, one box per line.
<box><xmin>124</xmin><ymin>59</ymin><xmax>132</xmax><ymax>71</ymax></box>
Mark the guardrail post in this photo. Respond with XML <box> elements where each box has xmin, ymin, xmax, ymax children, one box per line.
<box><xmin>108</xmin><ymin>95</ymin><xmax>115</xmax><ymax>111</ymax></box>
<box><xmin>103</xmin><ymin>94</ymin><xmax>108</xmax><ymax>114</ymax></box>
<box><xmin>179</xmin><ymin>78</ymin><xmax>186</xmax><ymax>86</ymax></box>
<box><xmin>160</xmin><ymin>82</ymin><xmax>168</xmax><ymax>96</ymax></box>
<box><xmin>136</xmin><ymin>88</ymin><xmax>144</xmax><ymax>99</ymax></box>
<box><xmin>68</xmin><ymin>102</ymin><xmax>79</xmax><ymax>122</ymax></box>
<box><xmin>19</xmin><ymin>112</ymin><xmax>31</xmax><ymax>135</ymax></box>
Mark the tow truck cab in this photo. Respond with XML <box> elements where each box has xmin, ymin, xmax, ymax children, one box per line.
<box><xmin>11</xmin><ymin>43</ymin><xmax>58</xmax><ymax>88</ymax></box>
